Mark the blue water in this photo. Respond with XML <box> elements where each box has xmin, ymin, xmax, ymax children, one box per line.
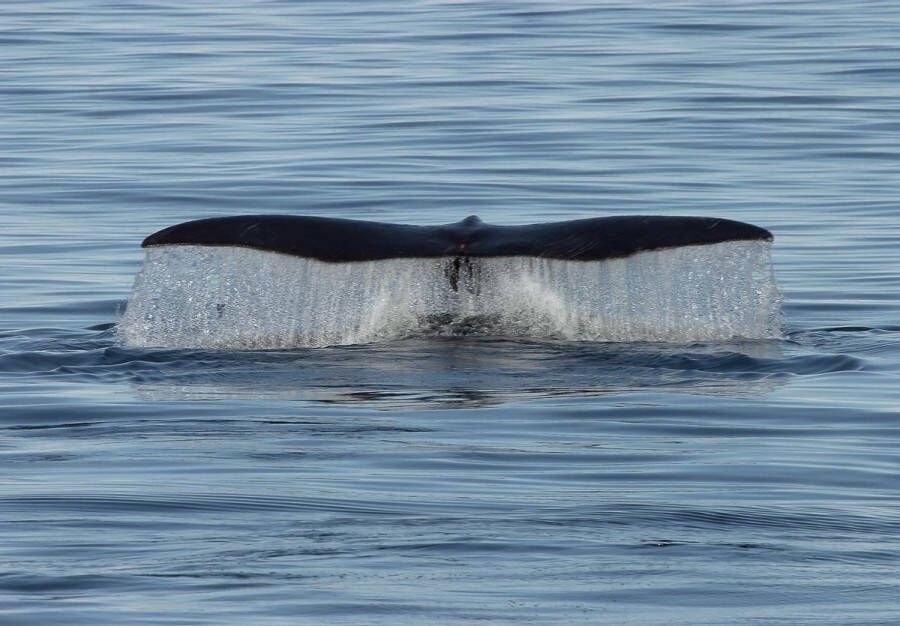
<box><xmin>2</xmin><ymin>1</ymin><xmax>900</xmax><ymax>623</ymax></box>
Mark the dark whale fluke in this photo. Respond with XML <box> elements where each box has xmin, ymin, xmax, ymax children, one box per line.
<box><xmin>143</xmin><ymin>214</ymin><xmax>772</xmax><ymax>263</ymax></box>
<box><xmin>123</xmin><ymin>215</ymin><xmax>781</xmax><ymax>347</ymax></box>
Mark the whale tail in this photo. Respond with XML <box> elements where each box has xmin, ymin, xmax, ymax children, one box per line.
<box><xmin>121</xmin><ymin>214</ymin><xmax>781</xmax><ymax>348</ymax></box>
<box><xmin>142</xmin><ymin>214</ymin><xmax>772</xmax><ymax>263</ymax></box>
<box><xmin>141</xmin><ymin>214</ymin><xmax>773</xmax><ymax>295</ymax></box>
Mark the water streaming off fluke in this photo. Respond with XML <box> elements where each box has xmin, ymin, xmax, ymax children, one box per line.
<box><xmin>118</xmin><ymin>241</ymin><xmax>782</xmax><ymax>349</ymax></box>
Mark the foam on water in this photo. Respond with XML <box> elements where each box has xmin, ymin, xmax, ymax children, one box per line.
<box><xmin>118</xmin><ymin>242</ymin><xmax>782</xmax><ymax>348</ymax></box>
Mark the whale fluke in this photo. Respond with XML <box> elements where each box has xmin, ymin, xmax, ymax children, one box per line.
<box><xmin>122</xmin><ymin>214</ymin><xmax>781</xmax><ymax>348</ymax></box>
<box><xmin>142</xmin><ymin>214</ymin><xmax>772</xmax><ymax>263</ymax></box>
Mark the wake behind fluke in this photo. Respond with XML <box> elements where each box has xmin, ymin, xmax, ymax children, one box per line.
<box><xmin>118</xmin><ymin>215</ymin><xmax>782</xmax><ymax>349</ymax></box>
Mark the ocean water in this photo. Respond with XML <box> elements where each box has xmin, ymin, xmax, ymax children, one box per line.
<box><xmin>2</xmin><ymin>1</ymin><xmax>900</xmax><ymax>624</ymax></box>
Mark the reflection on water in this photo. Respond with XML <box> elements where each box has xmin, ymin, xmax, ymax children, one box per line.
<box><xmin>123</xmin><ymin>336</ymin><xmax>790</xmax><ymax>406</ymax></box>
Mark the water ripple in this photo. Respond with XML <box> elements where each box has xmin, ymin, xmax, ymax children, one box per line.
<box><xmin>3</xmin><ymin>1</ymin><xmax>900</xmax><ymax>623</ymax></box>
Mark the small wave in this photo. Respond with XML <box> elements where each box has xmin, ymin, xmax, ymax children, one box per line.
<box><xmin>0</xmin><ymin>492</ymin><xmax>450</xmax><ymax>517</ymax></box>
<box><xmin>538</xmin><ymin>503</ymin><xmax>899</xmax><ymax>534</ymax></box>
<box><xmin>0</xmin><ymin>572</ymin><xmax>137</xmax><ymax>594</ymax></box>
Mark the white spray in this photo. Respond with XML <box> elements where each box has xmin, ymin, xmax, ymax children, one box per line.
<box><xmin>118</xmin><ymin>241</ymin><xmax>782</xmax><ymax>349</ymax></box>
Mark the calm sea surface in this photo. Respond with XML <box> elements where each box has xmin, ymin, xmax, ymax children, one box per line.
<box><xmin>2</xmin><ymin>1</ymin><xmax>900</xmax><ymax>624</ymax></box>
